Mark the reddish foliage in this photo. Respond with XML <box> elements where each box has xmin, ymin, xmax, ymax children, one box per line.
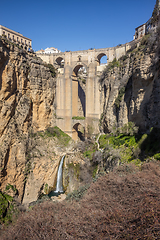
<box><xmin>0</xmin><ymin>162</ymin><xmax>160</xmax><ymax>239</ymax></box>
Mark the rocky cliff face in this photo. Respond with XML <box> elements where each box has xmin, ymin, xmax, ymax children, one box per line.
<box><xmin>0</xmin><ymin>38</ymin><xmax>92</xmax><ymax>205</ymax></box>
<box><xmin>1</xmin><ymin>26</ymin><xmax>160</xmax><ymax>206</ymax></box>
<box><xmin>0</xmin><ymin>38</ymin><xmax>57</xmax><ymax>203</ymax></box>
<box><xmin>100</xmin><ymin>29</ymin><xmax>160</xmax><ymax>133</ymax></box>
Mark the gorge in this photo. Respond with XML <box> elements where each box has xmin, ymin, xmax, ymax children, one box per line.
<box><xmin>0</xmin><ymin>14</ymin><xmax>160</xmax><ymax>239</ymax></box>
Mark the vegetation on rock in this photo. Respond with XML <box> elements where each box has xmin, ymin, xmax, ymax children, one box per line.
<box><xmin>38</xmin><ymin>126</ymin><xmax>72</xmax><ymax>146</ymax></box>
<box><xmin>151</xmin><ymin>0</ymin><xmax>160</xmax><ymax>24</ymax></box>
<box><xmin>1</xmin><ymin>162</ymin><xmax>160</xmax><ymax>239</ymax></box>
<box><xmin>43</xmin><ymin>63</ymin><xmax>57</xmax><ymax>78</ymax></box>
<box><xmin>0</xmin><ymin>184</ymin><xmax>18</xmax><ymax>225</ymax></box>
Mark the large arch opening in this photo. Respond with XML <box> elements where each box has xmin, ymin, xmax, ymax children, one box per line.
<box><xmin>97</xmin><ymin>53</ymin><xmax>107</xmax><ymax>66</ymax></box>
<box><xmin>55</xmin><ymin>57</ymin><xmax>64</xmax><ymax>68</ymax></box>
<box><xmin>72</xmin><ymin>123</ymin><xmax>85</xmax><ymax>141</ymax></box>
<box><xmin>72</xmin><ymin>64</ymin><xmax>86</xmax><ymax>118</ymax></box>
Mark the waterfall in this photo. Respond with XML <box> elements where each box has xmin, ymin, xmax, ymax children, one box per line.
<box><xmin>54</xmin><ymin>155</ymin><xmax>65</xmax><ymax>193</ymax></box>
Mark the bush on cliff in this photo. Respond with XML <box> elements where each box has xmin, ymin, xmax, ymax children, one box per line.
<box><xmin>1</xmin><ymin>162</ymin><xmax>160</xmax><ymax>239</ymax></box>
<box><xmin>0</xmin><ymin>187</ymin><xmax>18</xmax><ymax>225</ymax></box>
<box><xmin>38</xmin><ymin>126</ymin><xmax>72</xmax><ymax>146</ymax></box>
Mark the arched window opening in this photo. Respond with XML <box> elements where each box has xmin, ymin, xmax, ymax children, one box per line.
<box><xmin>55</xmin><ymin>57</ymin><xmax>64</xmax><ymax>68</ymax></box>
<box><xmin>72</xmin><ymin>65</ymin><xmax>86</xmax><ymax>118</ymax></box>
<box><xmin>73</xmin><ymin>123</ymin><xmax>85</xmax><ymax>141</ymax></box>
<box><xmin>97</xmin><ymin>53</ymin><xmax>107</xmax><ymax>66</ymax></box>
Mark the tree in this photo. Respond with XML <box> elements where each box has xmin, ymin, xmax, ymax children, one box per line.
<box><xmin>151</xmin><ymin>0</ymin><xmax>160</xmax><ymax>24</ymax></box>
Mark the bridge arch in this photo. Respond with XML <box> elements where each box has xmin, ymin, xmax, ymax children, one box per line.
<box><xmin>55</xmin><ymin>57</ymin><xmax>64</xmax><ymax>68</ymax></box>
<box><xmin>97</xmin><ymin>53</ymin><xmax>107</xmax><ymax>66</ymax></box>
<box><xmin>72</xmin><ymin>63</ymin><xmax>87</xmax><ymax>118</ymax></box>
<box><xmin>72</xmin><ymin>123</ymin><xmax>85</xmax><ymax>141</ymax></box>
<box><xmin>72</xmin><ymin>62</ymin><xmax>88</xmax><ymax>76</ymax></box>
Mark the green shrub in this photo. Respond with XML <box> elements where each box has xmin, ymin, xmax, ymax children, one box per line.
<box><xmin>38</xmin><ymin>126</ymin><xmax>71</xmax><ymax>146</ymax></box>
<box><xmin>109</xmin><ymin>134</ymin><xmax>137</xmax><ymax>148</ymax></box>
<box><xmin>108</xmin><ymin>58</ymin><xmax>121</xmax><ymax>69</ymax></box>
<box><xmin>99</xmin><ymin>134</ymin><xmax>110</xmax><ymax>149</ymax></box>
<box><xmin>72</xmin><ymin>116</ymin><xmax>85</xmax><ymax>120</ymax></box>
<box><xmin>5</xmin><ymin>184</ymin><xmax>17</xmax><ymax>192</ymax></box>
<box><xmin>114</xmin><ymin>87</ymin><xmax>125</xmax><ymax>109</ymax></box>
<box><xmin>0</xmin><ymin>191</ymin><xmax>17</xmax><ymax>224</ymax></box>
<box><xmin>121</xmin><ymin>122</ymin><xmax>139</xmax><ymax>136</ymax></box>
<box><xmin>112</xmin><ymin>122</ymin><xmax>138</xmax><ymax>137</ymax></box>
<box><xmin>153</xmin><ymin>153</ymin><xmax>160</xmax><ymax>160</ymax></box>
<box><xmin>84</xmin><ymin>150</ymin><xmax>94</xmax><ymax>160</ymax></box>
<box><xmin>43</xmin><ymin>63</ymin><xmax>57</xmax><ymax>78</ymax></box>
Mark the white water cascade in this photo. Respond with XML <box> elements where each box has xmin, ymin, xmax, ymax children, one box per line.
<box><xmin>54</xmin><ymin>155</ymin><xmax>65</xmax><ymax>193</ymax></box>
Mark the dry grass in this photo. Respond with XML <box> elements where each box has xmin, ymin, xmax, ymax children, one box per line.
<box><xmin>0</xmin><ymin>162</ymin><xmax>160</xmax><ymax>239</ymax></box>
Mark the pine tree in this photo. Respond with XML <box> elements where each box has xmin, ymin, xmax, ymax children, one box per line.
<box><xmin>151</xmin><ymin>0</ymin><xmax>160</xmax><ymax>24</ymax></box>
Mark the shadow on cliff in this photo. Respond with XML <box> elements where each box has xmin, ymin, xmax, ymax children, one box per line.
<box><xmin>139</xmin><ymin>127</ymin><xmax>160</xmax><ymax>160</ymax></box>
<box><xmin>78</xmin><ymin>81</ymin><xmax>86</xmax><ymax>116</ymax></box>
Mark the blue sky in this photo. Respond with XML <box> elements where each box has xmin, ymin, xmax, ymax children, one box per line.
<box><xmin>0</xmin><ymin>0</ymin><xmax>156</xmax><ymax>52</ymax></box>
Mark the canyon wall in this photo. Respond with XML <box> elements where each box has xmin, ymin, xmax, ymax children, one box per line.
<box><xmin>0</xmin><ymin>38</ymin><xmax>57</xmax><ymax>202</ymax></box>
<box><xmin>0</xmin><ymin>26</ymin><xmax>160</xmax><ymax>205</ymax></box>
<box><xmin>99</xmin><ymin>29</ymin><xmax>160</xmax><ymax>134</ymax></box>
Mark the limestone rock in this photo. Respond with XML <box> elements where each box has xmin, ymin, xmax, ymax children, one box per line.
<box><xmin>100</xmin><ymin>32</ymin><xmax>160</xmax><ymax>133</ymax></box>
<box><xmin>0</xmin><ymin>38</ymin><xmax>56</xmax><ymax>203</ymax></box>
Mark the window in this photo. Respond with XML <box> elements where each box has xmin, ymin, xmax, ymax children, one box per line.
<box><xmin>8</xmin><ymin>33</ymin><xmax>10</xmax><ymax>38</ymax></box>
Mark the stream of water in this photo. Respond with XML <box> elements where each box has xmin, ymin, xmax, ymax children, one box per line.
<box><xmin>54</xmin><ymin>155</ymin><xmax>65</xmax><ymax>193</ymax></box>
<box><xmin>48</xmin><ymin>155</ymin><xmax>65</xmax><ymax>198</ymax></box>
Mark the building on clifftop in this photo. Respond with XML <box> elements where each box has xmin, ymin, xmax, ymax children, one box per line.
<box><xmin>36</xmin><ymin>47</ymin><xmax>61</xmax><ymax>54</ymax></box>
<box><xmin>0</xmin><ymin>25</ymin><xmax>32</xmax><ymax>51</ymax></box>
<box><xmin>134</xmin><ymin>0</ymin><xmax>160</xmax><ymax>39</ymax></box>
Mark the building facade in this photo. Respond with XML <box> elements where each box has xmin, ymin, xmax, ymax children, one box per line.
<box><xmin>36</xmin><ymin>47</ymin><xmax>61</xmax><ymax>54</ymax></box>
<box><xmin>0</xmin><ymin>25</ymin><xmax>32</xmax><ymax>50</ymax></box>
<box><xmin>45</xmin><ymin>47</ymin><xmax>61</xmax><ymax>54</ymax></box>
<box><xmin>134</xmin><ymin>24</ymin><xmax>146</xmax><ymax>40</ymax></box>
<box><xmin>134</xmin><ymin>1</ymin><xmax>160</xmax><ymax>40</ymax></box>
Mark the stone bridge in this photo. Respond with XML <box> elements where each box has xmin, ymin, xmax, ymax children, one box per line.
<box><xmin>36</xmin><ymin>42</ymin><xmax>134</xmax><ymax>140</ymax></box>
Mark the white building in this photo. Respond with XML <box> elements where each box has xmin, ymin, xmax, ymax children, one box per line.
<box><xmin>44</xmin><ymin>47</ymin><xmax>61</xmax><ymax>54</ymax></box>
<box><xmin>36</xmin><ymin>47</ymin><xmax>61</xmax><ymax>54</ymax></box>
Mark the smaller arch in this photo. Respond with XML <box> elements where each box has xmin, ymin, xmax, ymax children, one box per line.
<box><xmin>73</xmin><ymin>64</ymin><xmax>83</xmax><ymax>76</ymax></box>
<box><xmin>72</xmin><ymin>62</ymin><xmax>88</xmax><ymax>77</ymax></box>
<box><xmin>97</xmin><ymin>53</ymin><xmax>108</xmax><ymax>66</ymax></box>
<box><xmin>72</xmin><ymin>123</ymin><xmax>85</xmax><ymax>141</ymax></box>
<box><xmin>55</xmin><ymin>57</ymin><xmax>64</xmax><ymax>68</ymax></box>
